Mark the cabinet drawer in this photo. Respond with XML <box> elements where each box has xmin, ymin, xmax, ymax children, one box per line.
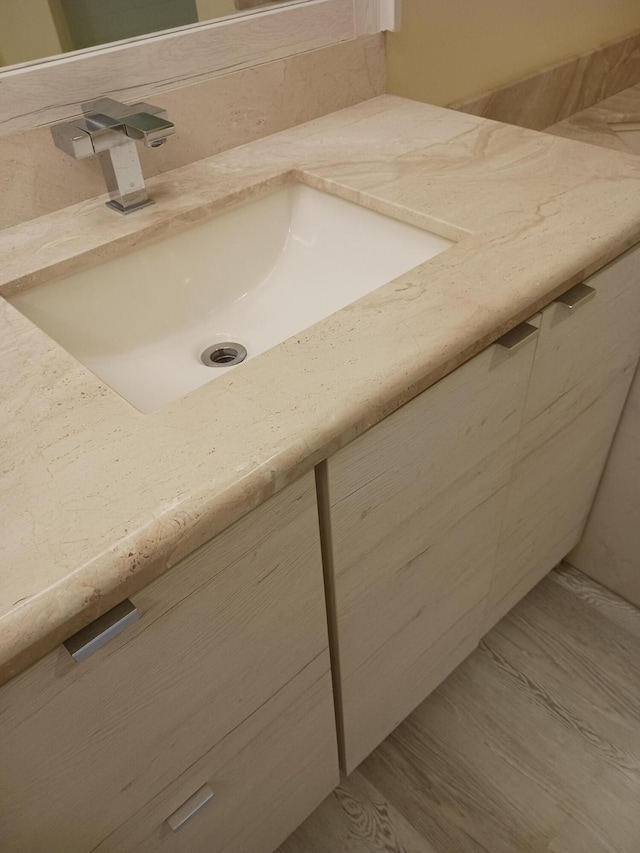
<box><xmin>325</xmin><ymin>334</ymin><xmax>536</xmax><ymax>772</ymax></box>
<box><xmin>94</xmin><ymin>664</ymin><xmax>336</xmax><ymax>853</ymax></box>
<box><xmin>0</xmin><ymin>472</ymin><xmax>337</xmax><ymax>853</ymax></box>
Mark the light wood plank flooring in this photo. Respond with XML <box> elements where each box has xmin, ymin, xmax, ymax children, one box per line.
<box><xmin>278</xmin><ymin>565</ymin><xmax>640</xmax><ymax>853</ymax></box>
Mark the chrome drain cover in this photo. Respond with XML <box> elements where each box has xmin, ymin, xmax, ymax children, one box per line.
<box><xmin>200</xmin><ymin>342</ymin><xmax>248</xmax><ymax>368</ymax></box>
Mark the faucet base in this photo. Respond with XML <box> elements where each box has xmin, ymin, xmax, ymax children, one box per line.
<box><xmin>105</xmin><ymin>198</ymin><xmax>155</xmax><ymax>215</ymax></box>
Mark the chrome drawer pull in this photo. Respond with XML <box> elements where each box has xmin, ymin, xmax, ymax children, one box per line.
<box><xmin>167</xmin><ymin>785</ymin><xmax>215</xmax><ymax>832</ymax></box>
<box><xmin>555</xmin><ymin>283</ymin><xmax>596</xmax><ymax>309</ymax></box>
<box><xmin>495</xmin><ymin>321</ymin><xmax>539</xmax><ymax>352</ymax></box>
<box><xmin>63</xmin><ymin>599</ymin><xmax>139</xmax><ymax>662</ymax></box>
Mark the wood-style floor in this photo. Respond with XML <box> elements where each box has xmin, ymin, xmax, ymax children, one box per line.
<box><xmin>278</xmin><ymin>565</ymin><xmax>640</xmax><ymax>853</ymax></box>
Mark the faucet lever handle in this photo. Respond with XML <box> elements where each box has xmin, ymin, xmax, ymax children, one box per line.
<box><xmin>82</xmin><ymin>98</ymin><xmax>174</xmax><ymax>147</ymax></box>
<box><xmin>122</xmin><ymin>112</ymin><xmax>175</xmax><ymax>146</ymax></box>
<box><xmin>50</xmin><ymin>122</ymin><xmax>95</xmax><ymax>159</ymax></box>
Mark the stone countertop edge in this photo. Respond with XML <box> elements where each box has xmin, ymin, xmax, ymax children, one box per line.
<box><xmin>2</xmin><ymin>94</ymin><xmax>640</xmax><ymax>685</ymax></box>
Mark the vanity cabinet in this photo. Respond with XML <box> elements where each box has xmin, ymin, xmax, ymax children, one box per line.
<box><xmin>323</xmin><ymin>328</ymin><xmax>539</xmax><ymax>773</ymax></box>
<box><xmin>485</xmin><ymin>245</ymin><xmax>640</xmax><ymax>629</ymax></box>
<box><xmin>0</xmin><ymin>472</ymin><xmax>338</xmax><ymax>853</ymax></box>
<box><xmin>324</xmin><ymin>244</ymin><xmax>640</xmax><ymax>773</ymax></box>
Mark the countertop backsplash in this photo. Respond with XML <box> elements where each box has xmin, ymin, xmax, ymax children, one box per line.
<box><xmin>0</xmin><ymin>34</ymin><xmax>384</xmax><ymax>230</ymax></box>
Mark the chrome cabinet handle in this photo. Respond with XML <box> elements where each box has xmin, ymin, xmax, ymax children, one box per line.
<box><xmin>64</xmin><ymin>599</ymin><xmax>139</xmax><ymax>662</ymax></box>
<box><xmin>495</xmin><ymin>321</ymin><xmax>539</xmax><ymax>352</ymax></box>
<box><xmin>555</xmin><ymin>282</ymin><xmax>596</xmax><ymax>309</ymax></box>
<box><xmin>167</xmin><ymin>785</ymin><xmax>215</xmax><ymax>832</ymax></box>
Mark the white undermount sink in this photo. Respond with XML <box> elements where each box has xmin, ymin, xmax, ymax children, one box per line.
<box><xmin>10</xmin><ymin>184</ymin><xmax>453</xmax><ymax>413</ymax></box>
<box><xmin>608</xmin><ymin>121</ymin><xmax>640</xmax><ymax>155</ymax></box>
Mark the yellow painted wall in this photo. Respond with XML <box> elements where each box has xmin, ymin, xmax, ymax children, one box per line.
<box><xmin>0</xmin><ymin>0</ymin><xmax>62</xmax><ymax>67</ymax></box>
<box><xmin>388</xmin><ymin>0</ymin><xmax>640</xmax><ymax>106</ymax></box>
<box><xmin>195</xmin><ymin>0</ymin><xmax>237</xmax><ymax>19</ymax></box>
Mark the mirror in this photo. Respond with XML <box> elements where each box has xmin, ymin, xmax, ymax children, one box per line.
<box><xmin>0</xmin><ymin>0</ymin><xmax>297</xmax><ymax>69</ymax></box>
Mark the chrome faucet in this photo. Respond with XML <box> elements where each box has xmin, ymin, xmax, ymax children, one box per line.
<box><xmin>50</xmin><ymin>97</ymin><xmax>175</xmax><ymax>214</ymax></box>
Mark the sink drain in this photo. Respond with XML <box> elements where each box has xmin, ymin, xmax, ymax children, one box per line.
<box><xmin>200</xmin><ymin>342</ymin><xmax>248</xmax><ymax>368</ymax></box>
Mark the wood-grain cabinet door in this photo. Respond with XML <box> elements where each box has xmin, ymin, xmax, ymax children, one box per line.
<box><xmin>0</xmin><ymin>472</ymin><xmax>338</xmax><ymax>853</ymax></box>
<box><xmin>485</xmin><ymin>245</ymin><xmax>640</xmax><ymax>630</ymax></box>
<box><xmin>324</xmin><ymin>331</ymin><xmax>537</xmax><ymax>773</ymax></box>
<box><xmin>567</xmin><ymin>364</ymin><xmax>640</xmax><ymax>608</ymax></box>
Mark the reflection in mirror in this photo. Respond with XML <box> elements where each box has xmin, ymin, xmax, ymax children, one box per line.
<box><xmin>0</xmin><ymin>0</ymin><xmax>295</xmax><ymax>69</ymax></box>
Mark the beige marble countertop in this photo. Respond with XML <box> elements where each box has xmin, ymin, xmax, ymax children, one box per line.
<box><xmin>3</xmin><ymin>94</ymin><xmax>640</xmax><ymax>685</ymax></box>
<box><xmin>547</xmin><ymin>81</ymin><xmax>640</xmax><ymax>151</ymax></box>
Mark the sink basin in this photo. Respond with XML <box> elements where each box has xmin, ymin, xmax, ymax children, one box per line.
<box><xmin>10</xmin><ymin>184</ymin><xmax>453</xmax><ymax>413</ymax></box>
<box><xmin>608</xmin><ymin>121</ymin><xmax>640</xmax><ymax>155</ymax></box>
